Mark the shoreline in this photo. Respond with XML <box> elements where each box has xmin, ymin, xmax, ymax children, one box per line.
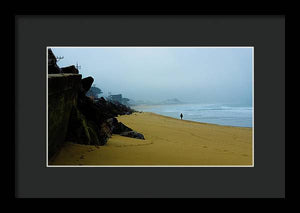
<box><xmin>132</xmin><ymin>104</ymin><xmax>253</xmax><ymax>128</ymax></box>
<box><xmin>50</xmin><ymin>112</ymin><xmax>253</xmax><ymax>166</ymax></box>
<box><xmin>134</xmin><ymin>111</ymin><xmax>252</xmax><ymax>129</ymax></box>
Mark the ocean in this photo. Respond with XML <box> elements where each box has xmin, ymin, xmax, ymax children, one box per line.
<box><xmin>133</xmin><ymin>103</ymin><xmax>253</xmax><ymax>127</ymax></box>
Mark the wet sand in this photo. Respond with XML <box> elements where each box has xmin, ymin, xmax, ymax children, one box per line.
<box><xmin>50</xmin><ymin>112</ymin><xmax>253</xmax><ymax>166</ymax></box>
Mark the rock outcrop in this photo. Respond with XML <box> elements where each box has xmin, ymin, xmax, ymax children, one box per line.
<box><xmin>48</xmin><ymin>48</ymin><xmax>145</xmax><ymax>160</ymax></box>
<box><xmin>112</xmin><ymin>121</ymin><xmax>133</xmax><ymax>134</ymax></box>
<box><xmin>61</xmin><ymin>65</ymin><xmax>79</xmax><ymax>74</ymax></box>
<box><xmin>120</xmin><ymin>131</ymin><xmax>145</xmax><ymax>140</ymax></box>
<box><xmin>66</xmin><ymin>82</ymin><xmax>142</xmax><ymax>146</ymax></box>
<box><xmin>48</xmin><ymin>73</ymin><xmax>82</xmax><ymax>158</ymax></box>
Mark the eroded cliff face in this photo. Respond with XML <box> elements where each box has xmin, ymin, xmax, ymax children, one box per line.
<box><xmin>48</xmin><ymin>74</ymin><xmax>82</xmax><ymax>159</ymax></box>
<box><xmin>47</xmin><ymin>48</ymin><xmax>144</xmax><ymax>162</ymax></box>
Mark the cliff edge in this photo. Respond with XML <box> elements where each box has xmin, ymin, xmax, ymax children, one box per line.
<box><xmin>48</xmin><ymin>48</ymin><xmax>144</xmax><ymax>161</ymax></box>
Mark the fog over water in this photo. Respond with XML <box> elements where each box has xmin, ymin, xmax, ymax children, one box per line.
<box><xmin>52</xmin><ymin>47</ymin><xmax>253</xmax><ymax>106</ymax></box>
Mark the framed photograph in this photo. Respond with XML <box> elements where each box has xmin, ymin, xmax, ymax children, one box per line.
<box><xmin>14</xmin><ymin>12</ymin><xmax>285</xmax><ymax>198</ymax></box>
<box><xmin>47</xmin><ymin>46</ymin><xmax>254</xmax><ymax>167</ymax></box>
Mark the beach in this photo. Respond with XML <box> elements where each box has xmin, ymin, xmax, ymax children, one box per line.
<box><xmin>50</xmin><ymin>112</ymin><xmax>253</xmax><ymax>166</ymax></box>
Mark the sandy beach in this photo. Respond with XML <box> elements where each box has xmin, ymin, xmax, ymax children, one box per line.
<box><xmin>50</xmin><ymin>112</ymin><xmax>253</xmax><ymax>166</ymax></box>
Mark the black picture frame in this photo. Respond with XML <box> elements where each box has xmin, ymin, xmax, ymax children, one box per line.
<box><xmin>13</xmin><ymin>10</ymin><xmax>286</xmax><ymax>198</ymax></box>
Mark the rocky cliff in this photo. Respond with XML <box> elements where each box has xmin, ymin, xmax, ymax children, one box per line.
<box><xmin>48</xmin><ymin>48</ymin><xmax>144</xmax><ymax>161</ymax></box>
<box><xmin>48</xmin><ymin>74</ymin><xmax>82</xmax><ymax>158</ymax></box>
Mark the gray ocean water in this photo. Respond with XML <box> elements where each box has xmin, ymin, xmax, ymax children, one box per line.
<box><xmin>133</xmin><ymin>103</ymin><xmax>253</xmax><ymax>127</ymax></box>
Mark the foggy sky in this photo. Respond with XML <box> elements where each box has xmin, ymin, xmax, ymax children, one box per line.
<box><xmin>51</xmin><ymin>47</ymin><xmax>253</xmax><ymax>105</ymax></box>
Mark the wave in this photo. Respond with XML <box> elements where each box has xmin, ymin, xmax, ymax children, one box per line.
<box><xmin>133</xmin><ymin>103</ymin><xmax>253</xmax><ymax>127</ymax></box>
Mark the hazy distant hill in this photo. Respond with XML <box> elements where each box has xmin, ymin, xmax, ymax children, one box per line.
<box><xmin>160</xmin><ymin>98</ymin><xmax>183</xmax><ymax>105</ymax></box>
<box><xmin>129</xmin><ymin>98</ymin><xmax>184</xmax><ymax>106</ymax></box>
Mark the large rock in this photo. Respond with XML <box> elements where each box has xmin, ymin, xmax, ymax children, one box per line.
<box><xmin>77</xmin><ymin>95</ymin><xmax>108</xmax><ymax>125</ymax></box>
<box><xmin>65</xmin><ymin>106</ymin><xmax>90</xmax><ymax>145</ymax></box>
<box><xmin>81</xmin><ymin>77</ymin><xmax>94</xmax><ymax>94</ymax></box>
<box><xmin>93</xmin><ymin>97</ymin><xmax>135</xmax><ymax>118</ymax></box>
<box><xmin>61</xmin><ymin>65</ymin><xmax>79</xmax><ymax>74</ymax></box>
<box><xmin>112</xmin><ymin>122</ymin><xmax>133</xmax><ymax>134</ymax></box>
<box><xmin>48</xmin><ymin>74</ymin><xmax>82</xmax><ymax>159</ymax></box>
<box><xmin>98</xmin><ymin>121</ymin><xmax>113</xmax><ymax>145</ymax></box>
<box><xmin>107</xmin><ymin>117</ymin><xmax>145</xmax><ymax>140</ymax></box>
<box><xmin>48</xmin><ymin>49</ymin><xmax>143</xmax><ymax>159</ymax></box>
<box><xmin>87</xmin><ymin>120</ymin><xmax>102</xmax><ymax>145</ymax></box>
<box><xmin>66</xmin><ymin>106</ymin><xmax>106</xmax><ymax>146</ymax></box>
<box><xmin>107</xmin><ymin>117</ymin><xmax>119</xmax><ymax>132</ymax></box>
<box><xmin>120</xmin><ymin>131</ymin><xmax>145</xmax><ymax>140</ymax></box>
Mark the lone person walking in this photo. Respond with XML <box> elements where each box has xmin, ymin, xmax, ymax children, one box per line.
<box><xmin>180</xmin><ymin>113</ymin><xmax>183</xmax><ymax>120</ymax></box>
